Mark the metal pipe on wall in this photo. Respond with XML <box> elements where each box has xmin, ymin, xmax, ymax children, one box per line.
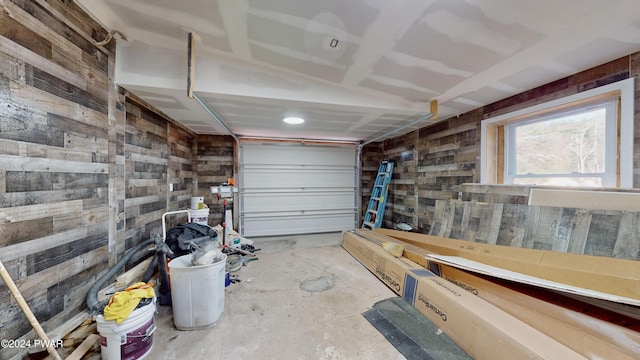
<box><xmin>192</xmin><ymin>93</ymin><xmax>239</xmax><ymax>143</ymax></box>
<box><xmin>192</xmin><ymin>92</ymin><xmax>242</xmax><ymax>234</ymax></box>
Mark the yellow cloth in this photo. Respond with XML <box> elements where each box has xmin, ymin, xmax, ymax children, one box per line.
<box><xmin>103</xmin><ymin>282</ymin><xmax>155</xmax><ymax>324</ymax></box>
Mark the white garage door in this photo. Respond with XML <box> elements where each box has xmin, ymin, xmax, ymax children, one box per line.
<box><xmin>239</xmin><ymin>143</ymin><xmax>357</xmax><ymax>237</ymax></box>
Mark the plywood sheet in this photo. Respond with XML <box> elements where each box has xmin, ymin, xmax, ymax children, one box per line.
<box><xmin>427</xmin><ymin>254</ymin><xmax>640</xmax><ymax>306</ymax></box>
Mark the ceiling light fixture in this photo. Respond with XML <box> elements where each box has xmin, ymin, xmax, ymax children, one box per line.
<box><xmin>283</xmin><ymin>117</ymin><xmax>305</xmax><ymax>125</ymax></box>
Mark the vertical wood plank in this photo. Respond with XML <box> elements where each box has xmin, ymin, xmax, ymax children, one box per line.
<box><xmin>612</xmin><ymin>212</ymin><xmax>640</xmax><ymax>260</ymax></box>
<box><xmin>584</xmin><ymin>212</ymin><xmax>621</xmax><ymax>257</ymax></box>
<box><xmin>485</xmin><ymin>202</ymin><xmax>502</xmax><ymax>245</ymax></box>
<box><xmin>551</xmin><ymin>208</ymin><xmax>575</xmax><ymax>252</ymax></box>
<box><xmin>567</xmin><ymin>209</ymin><xmax>592</xmax><ymax>254</ymax></box>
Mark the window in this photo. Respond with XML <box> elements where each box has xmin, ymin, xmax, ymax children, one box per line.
<box><xmin>481</xmin><ymin>78</ymin><xmax>634</xmax><ymax>188</ymax></box>
<box><xmin>505</xmin><ymin>100</ymin><xmax>616</xmax><ymax>187</ymax></box>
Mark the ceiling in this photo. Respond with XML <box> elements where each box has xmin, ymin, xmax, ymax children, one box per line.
<box><xmin>76</xmin><ymin>0</ymin><xmax>640</xmax><ymax>143</ymax></box>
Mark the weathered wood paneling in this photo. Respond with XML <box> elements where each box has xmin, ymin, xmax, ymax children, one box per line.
<box><xmin>383</xmin><ymin>130</ymin><xmax>417</xmax><ymax>229</ymax></box>
<box><xmin>458</xmin><ymin>183</ymin><xmax>531</xmax><ymax>204</ymax></box>
<box><xmin>0</xmin><ymin>1</ymin><xmax>115</xmax><ymax>357</ymax></box>
<box><xmin>197</xmin><ymin>135</ymin><xmax>234</xmax><ymax>226</ymax></box>
<box><xmin>0</xmin><ymin>3</ymin><xmax>233</xmax><ymax>357</ymax></box>
<box><xmin>124</xmin><ymin>99</ymin><xmax>169</xmax><ymax>249</ymax></box>
<box><xmin>429</xmin><ymin>200</ymin><xmax>640</xmax><ymax>261</ymax></box>
<box><xmin>395</xmin><ymin>109</ymin><xmax>482</xmax><ymax>233</ymax></box>
<box><xmin>168</xmin><ymin>123</ymin><xmax>196</xmax><ymax>211</ymax></box>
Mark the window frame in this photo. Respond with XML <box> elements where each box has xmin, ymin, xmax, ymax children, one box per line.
<box><xmin>481</xmin><ymin>78</ymin><xmax>634</xmax><ymax>188</ymax></box>
<box><xmin>504</xmin><ymin>99</ymin><xmax>617</xmax><ymax>186</ymax></box>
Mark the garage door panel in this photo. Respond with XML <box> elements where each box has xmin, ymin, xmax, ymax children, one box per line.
<box><xmin>241</xmin><ymin>212</ymin><xmax>356</xmax><ymax>237</ymax></box>
<box><xmin>243</xmin><ymin>145</ymin><xmax>355</xmax><ymax>166</ymax></box>
<box><xmin>240</xmin><ymin>143</ymin><xmax>357</xmax><ymax>237</ymax></box>
<box><xmin>242</xmin><ymin>169</ymin><xmax>355</xmax><ymax>188</ymax></box>
<box><xmin>242</xmin><ymin>192</ymin><xmax>356</xmax><ymax>212</ymax></box>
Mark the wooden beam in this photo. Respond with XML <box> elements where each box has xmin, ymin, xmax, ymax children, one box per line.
<box><xmin>65</xmin><ymin>334</ymin><xmax>100</xmax><ymax>360</ymax></box>
<box><xmin>187</xmin><ymin>32</ymin><xmax>195</xmax><ymax>98</ymax></box>
<box><xmin>0</xmin><ymin>260</ymin><xmax>62</xmax><ymax>360</ymax></box>
<box><xmin>430</xmin><ymin>99</ymin><xmax>438</xmax><ymax>120</ymax></box>
<box><xmin>115</xmin><ymin>258</ymin><xmax>152</xmax><ymax>287</ymax></box>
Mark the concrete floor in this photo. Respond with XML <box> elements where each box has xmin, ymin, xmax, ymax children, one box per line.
<box><xmin>148</xmin><ymin>232</ymin><xmax>406</xmax><ymax>360</ymax></box>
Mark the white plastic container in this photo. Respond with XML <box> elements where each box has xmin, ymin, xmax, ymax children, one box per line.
<box><xmin>188</xmin><ymin>208</ymin><xmax>209</xmax><ymax>225</ymax></box>
<box><xmin>96</xmin><ymin>300</ymin><xmax>156</xmax><ymax>360</ymax></box>
<box><xmin>190</xmin><ymin>196</ymin><xmax>204</xmax><ymax>210</ymax></box>
<box><xmin>168</xmin><ymin>253</ymin><xmax>226</xmax><ymax>330</ymax></box>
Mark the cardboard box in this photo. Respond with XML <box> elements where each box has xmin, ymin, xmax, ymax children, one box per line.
<box><xmin>374</xmin><ymin>228</ymin><xmax>640</xmax><ymax>303</ymax></box>
<box><xmin>361</xmin><ymin>230</ymin><xmax>640</xmax><ymax>359</ymax></box>
<box><xmin>341</xmin><ymin>231</ymin><xmax>586</xmax><ymax>360</ymax></box>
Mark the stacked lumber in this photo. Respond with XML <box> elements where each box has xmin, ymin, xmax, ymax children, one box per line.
<box><xmin>343</xmin><ymin>229</ymin><xmax>640</xmax><ymax>359</ymax></box>
<box><xmin>26</xmin><ymin>315</ymin><xmax>101</xmax><ymax>360</ymax></box>
<box><xmin>58</xmin><ymin>318</ymin><xmax>101</xmax><ymax>360</ymax></box>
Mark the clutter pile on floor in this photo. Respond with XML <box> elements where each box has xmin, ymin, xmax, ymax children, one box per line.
<box><xmin>39</xmin><ymin>219</ymin><xmax>260</xmax><ymax>360</ymax></box>
<box><xmin>163</xmin><ymin>222</ymin><xmax>260</xmax><ymax>289</ymax></box>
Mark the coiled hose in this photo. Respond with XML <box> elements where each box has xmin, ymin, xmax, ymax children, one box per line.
<box><xmin>85</xmin><ymin>238</ymin><xmax>155</xmax><ymax>314</ymax></box>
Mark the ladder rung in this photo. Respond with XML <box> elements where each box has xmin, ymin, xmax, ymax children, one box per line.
<box><xmin>367</xmin><ymin>209</ymin><xmax>377</xmax><ymax>214</ymax></box>
<box><xmin>363</xmin><ymin>221</ymin><xmax>375</xmax><ymax>228</ymax></box>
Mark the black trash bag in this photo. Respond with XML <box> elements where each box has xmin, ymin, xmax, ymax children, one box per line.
<box><xmin>165</xmin><ymin>222</ymin><xmax>217</xmax><ymax>258</ymax></box>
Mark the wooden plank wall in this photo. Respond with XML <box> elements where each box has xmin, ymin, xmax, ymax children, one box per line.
<box><xmin>458</xmin><ymin>184</ymin><xmax>531</xmax><ymax>204</ymax></box>
<box><xmin>415</xmin><ymin>109</ymin><xmax>480</xmax><ymax>232</ymax></box>
<box><xmin>0</xmin><ymin>0</ymin><xmax>115</xmax><ymax>357</ymax></box>
<box><xmin>168</xmin><ymin>119</ymin><xmax>197</xmax><ymax>216</ymax></box>
<box><xmin>0</xmin><ymin>2</ymin><xmax>233</xmax><ymax>357</ymax></box>
<box><xmin>197</xmin><ymin>135</ymin><xmax>235</xmax><ymax>227</ymax></box>
<box><xmin>124</xmin><ymin>98</ymin><xmax>169</xmax><ymax>249</ymax></box>
<box><xmin>118</xmin><ymin>96</ymin><xmax>236</xmax><ymax>252</ymax></box>
<box><xmin>383</xmin><ymin>131</ymin><xmax>418</xmax><ymax>229</ymax></box>
<box><xmin>123</xmin><ymin>97</ymin><xmax>200</xmax><ymax>248</ymax></box>
<box><xmin>379</xmin><ymin>54</ymin><xmax>640</xmax><ymax>240</ymax></box>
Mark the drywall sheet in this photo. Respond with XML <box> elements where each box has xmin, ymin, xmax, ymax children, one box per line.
<box><xmin>427</xmin><ymin>254</ymin><xmax>640</xmax><ymax>306</ymax></box>
<box><xmin>375</xmin><ymin>228</ymin><xmax>640</xmax><ymax>300</ymax></box>
<box><xmin>528</xmin><ymin>188</ymin><xmax>640</xmax><ymax>211</ymax></box>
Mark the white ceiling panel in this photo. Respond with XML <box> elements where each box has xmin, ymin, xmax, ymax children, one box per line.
<box><xmin>76</xmin><ymin>0</ymin><xmax>640</xmax><ymax>142</ymax></box>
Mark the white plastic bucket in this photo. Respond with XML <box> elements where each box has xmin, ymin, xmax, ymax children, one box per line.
<box><xmin>96</xmin><ymin>300</ymin><xmax>156</xmax><ymax>360</ymax></box>
<box><xmin>188</xmin><ymin>208</ymin><xmax>209</xmax><ymax>225</ymax></box>
<box><xmin>168</xmin><ymin>253</ymin><xmax>226</xmax><ymax>330</ymax></box>
<box><xmin>190</xmin><ymin>196</ymin><xmax>204</xmax><ymax>210</ymax></box>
